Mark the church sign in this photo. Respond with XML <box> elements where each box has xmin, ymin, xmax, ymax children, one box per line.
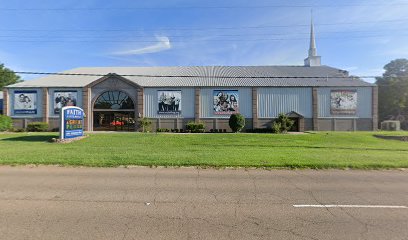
<box><xmin>60</xmin><ymin>106</ymin><xmax>84</xmax><ymax>140</ymax></box>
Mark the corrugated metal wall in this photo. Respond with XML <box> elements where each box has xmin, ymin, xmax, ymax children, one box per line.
<box><xmin>200</xmin><ymin>87</ymin><xmax>252</xmax><ymax>118</ymax></box>
<box><xmin>144</xmin><ymin>88</ymin><xmax>195</xmax><ymax>118</ymax></box>
<box><xmin>48</xmin><ymin>88</ymin><xmax>83</xmax><ymax>117</ymax></box>
<box><xmin>257</xmin><ymin>87</ymin><xmax>313</xmax><ymax>118</ymax></box>
<box><xmin>9</xmin><ymin>88</ymin><xmax>43</xmax><ymax>118</ymax></box>
<box><xmin>318</xmin><ymin>87</ymin><xmax>372</xmax><ymax>118</ymax></box>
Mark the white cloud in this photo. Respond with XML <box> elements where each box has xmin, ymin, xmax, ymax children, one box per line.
<box><xmin>113</xmin><ymin>36</ymin><xmax>171</xmax><ymax>55</ymax></box>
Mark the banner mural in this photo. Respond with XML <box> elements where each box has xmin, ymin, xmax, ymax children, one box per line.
<box><xmin>330</xmin><ymin>90</ymin><xmax>357</xmax><ymax>115</ymax></box>
<box><xmin>213</xmin><ymin>90</ymin><xmax>239</xmax><ymax>114</ymax></box>
<box><xmin>60</xmin><ymin>106</ymin><xmax>84</xmax><ymax>139</ymax></box>
<box><xmin>54</xmin><ymin>91</ymin><xmax>78</xmax><ymax>114</ymax></box>
<box><xmin>157</xmin><ymin>90</ymin><xmax>181</xmax><ymax>114</ymax></box>
<box><xmin>14</xmin><ymin>90</ymin><xmax>37</xmax><ymax>114</ymax></box>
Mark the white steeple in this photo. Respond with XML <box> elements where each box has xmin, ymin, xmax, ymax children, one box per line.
<box><xmin>304</xmin><ymin>12</ymin><xmax>321</xmax><ymax>67</ymax></box>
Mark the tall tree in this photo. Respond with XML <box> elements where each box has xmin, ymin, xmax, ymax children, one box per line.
<box><xmin>376</xmin><ymin>58</ymin><xmax>408</xmax><ymax>129</ymax></box>
<box><xmin>0</xmin><ymin>63</ymin><xmax>22</xmax><ymax>89</ymax></box>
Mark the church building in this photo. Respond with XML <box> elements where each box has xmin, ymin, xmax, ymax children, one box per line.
<box><xmin>2</xmin><ymin>21</ymin><xmax>377</xmax><ymax>132</ymax></box>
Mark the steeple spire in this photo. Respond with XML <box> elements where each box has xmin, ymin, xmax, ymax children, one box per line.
<box><xmin>309</xmin><ymin>13</ymin><xmax>317</xmax><ymax>57</ymax></box>
<box><xmin>304</xmin><ymin>11</ymin><xmax>321</xmax><ymax>67</ymax></box>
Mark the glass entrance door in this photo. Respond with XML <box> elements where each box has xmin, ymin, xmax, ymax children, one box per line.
<box><xmin>93</xmin><ymin>111</ymin><xmax>136</xmax><ymax>131</ymax></box>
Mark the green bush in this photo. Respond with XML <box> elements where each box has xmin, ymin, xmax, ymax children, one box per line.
<box><xmin>272</xmin><ymin>113</ymin><xmax>294</xmax><ymax>134</ymax></box>
<box><xmin>138</xmin><ymin>117</ymin><xmax>152</xmax><ymax>132</ymax></box>
<box><xmin>26</xmin><ymin>122</ymin><xmax>49</xmax><ymax>132</ymax></box>
<box><xmin>272</xmin><ymin>122</ymin><xmax>282</xmax><ymax>134</ymax></box>
<box><xmin>228</xmin><ymin>113</ymin><xmax>245</xmax><ymax>132</ymax></box>
<box><xmin>156</xmin><ymin>128</ymin><xmax>170</xmax><ymax>132</ymax></box>
<box><xmin>247</xmin><ymin>128</ymin><xmax>273</xmax><ymax>133</ymax></box>
<box><xmin>0</xmin><ymin>115</ymin><xmax>13</xmax><ymax>131</ymax></box>
<box><xmin>186</xmin><ymin>121</ymin><xmax>205</xmax><ymax>133</ymax></box>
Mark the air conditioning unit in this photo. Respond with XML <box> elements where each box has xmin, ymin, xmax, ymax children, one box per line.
<box><xmin>380</xmin><ymin>121</ymin><xmax>400</xmax><ymax>131</ymax></box>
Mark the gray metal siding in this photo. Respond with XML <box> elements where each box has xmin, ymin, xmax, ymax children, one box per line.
<box><xmin>200</xmin><ymin>88</ymin><xmax>252</xmax><ymax>118</ymax></box>
<box><xmin>257</xmin><ymin>88</ymin><xmax>313</xmax><ymax>118</ymax></box>
<box><xmin>48</xmin><ymin>88</ymin><xmax>83</xmax><ymax>117</ymax></box>
<box><xmin>318</xmin><ymin>87</ymin><xmax>372</xmax><ymax>118</ymax></box>
<box><xmin>144</xmin><ymin>88</ymin><xmax>195</xmax><ymax>118</ymax></box>
<box><xmin>9</xmin><ymin>88</ymin><xmax>43</xmax><ymax>118</ymax></box>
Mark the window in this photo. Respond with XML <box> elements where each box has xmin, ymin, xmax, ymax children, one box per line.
<box><xmin>94</xmin><ymin>91</ymin><xmax>134</xmax><ymax>110</ymax></box>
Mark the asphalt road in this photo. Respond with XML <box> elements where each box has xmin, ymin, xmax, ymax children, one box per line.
<box><xmin>0</xmin><ymin>166</ymin><xmax>407</xmax><ymax>240</ymax></box>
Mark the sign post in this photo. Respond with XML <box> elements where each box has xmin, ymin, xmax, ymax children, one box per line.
<box><xmin>59</xmin><ymin>106</ymin><xmax>84</xmax><ymax>140</ymax></box>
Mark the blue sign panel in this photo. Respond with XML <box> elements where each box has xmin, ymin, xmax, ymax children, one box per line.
<box><xmin>60</xmin><ymin>106</ymin><xmax>84</xmax><ymax>139</ymax></box>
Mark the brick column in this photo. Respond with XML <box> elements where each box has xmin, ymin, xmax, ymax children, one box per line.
<box><xmin>312</xmin><ymin>87</ymin><xmax>318</xmax><ymax>131</ymax></box>
<box><xmin>252</xmin><ymin>87</ymin><xmax>258</xmax><ymax>129</ymax></box>
<box><xmin>372</xmin><ymin>86</ymin><xmax>378</xmax><ymax>131</ymax></box>
<box><xmin>2</xmin><ymin>89</ymin><xmax>8</xmax><ymax>115</ymax></box>
<box><xmin>42</xmin><ymin>88</ymin><xmax>49</xmax><ymax>123</ymax></box>
<box><xmin>82</xmin><ymin>87</ymin><xmax>91</xmax><ymax>131</ymax></box>
<box><xmin>137</xmin><ymin>87</ymin><xmax>144</xmax><ymax>117</ymax></box>
<box><xmin>299</xmin><ymin>118</ymin><xmax>305</xmax><ymax>132</ymax></box>
<box><xmin>194</xmin><ymin>88</ymin><xmax>200</xmax><ymax>122</ymax></box>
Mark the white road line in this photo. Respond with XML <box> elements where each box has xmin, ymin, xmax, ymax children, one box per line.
<box><xmin>293</xmin><ymin>205</ymin><xmax>408</xmax><ymax>209</ymax></box>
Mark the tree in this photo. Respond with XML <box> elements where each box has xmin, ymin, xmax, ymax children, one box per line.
<box><xmin>138</xmin><ymin>117</ymin><xmax>152</xmax><ymax>132</ymax></box>
<box><xmin>229</xmin><ymin>113</ymin><xmax>245</xmax><ymax>132</ymax></box>
<box><xmin>0</xmin><ymin>63</ymin><xmax>22</xmax><ymax>89</ymax></box>
<box><xmin>375</xmin><ymin>59</ymin><xmax>408</xmax><ymax>129</ymax></box>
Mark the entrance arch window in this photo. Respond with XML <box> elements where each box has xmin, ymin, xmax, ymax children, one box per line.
<box><xmin>94</xmin><ymin>91</ymin><xmax>134</xmax><ymax>110</ymax></box>
<box><xmin>93</xmin><ymin>91</ymin><xmax>135</xmax><ymax>131</ymax></box>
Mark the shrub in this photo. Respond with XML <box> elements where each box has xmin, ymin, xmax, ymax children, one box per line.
<box><xmin>272</xmin><ymin>122</ymin><xmax>282</xmax><ymax>134</ymax></box>
<box><xmin>186</xmin><ymin>121</ymin><xmax>206</xmax><ymax>133</ymax></box>
<box><xmin>156</xmin><ymin>128</ymin><xmax>170</xmax><ymax>132</ymax></box>
<box><xmin>26</xmin><ymin>122</ymin><xmax>49</xmax><ymax>132</ymax></box>
<box><xmin>13</xmin><ymin>128</ymin><xmax>26</xmax><ymax>132</ymax></box>
<box><xmin>138</xmin><ymin>117</ymin><xmax>152</xmax><ymax>132</ymax></box>
<box><xmin>272</xmin><ymin>113</ymin><xmax>294</xmax><ymax>134</ymax></box>
<box><xmin>228</xmin><ymin>113</ymin><xmax>245</xmax><ymax>132</ymax></box>
<box><xmin>0</xmin><ymin>115</ymin><xmax>13</xmax><ymax>131</ymax></box>
<box><xmin>247</xmin><ymin>128</ymin><xmax>273</xmax><ymax>133</ymax></box>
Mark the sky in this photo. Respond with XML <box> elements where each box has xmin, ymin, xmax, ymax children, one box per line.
<box><xmin>1</xmin><ymin>0</ymin><xmax>408</xmax><ymax>83</ymax></box>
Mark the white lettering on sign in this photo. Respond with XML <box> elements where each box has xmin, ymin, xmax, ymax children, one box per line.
<box><xmin>66</xmin><ymin>109</ymin><xmax>82</xmax><ymax>115</ymax></box>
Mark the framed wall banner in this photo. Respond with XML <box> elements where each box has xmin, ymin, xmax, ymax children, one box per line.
<box><xmin>14</xmin><ymin>90</ymin><xmax>37</xmax><ymax>114</ymax></box>
<box><xmin>54</xmin><ymin>91</ymin><xmax>78</xmax><ymax>114</ymax></box>
<box><xmin>157</xmin><ymin>90</ymin><xmax>181</xmax><ymax>114</ymax></box>
<box><xmin>330</xmin><ymin>90</ymin><xmax>357</xmax><ymax>115</ymax></box>
<box><xmin>213</xmin><ymin>90</ymin><xmax>239</xmax><ymax>115</ymax></box>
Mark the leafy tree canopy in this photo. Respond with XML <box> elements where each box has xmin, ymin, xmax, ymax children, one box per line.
<box><xmin>0</xmin><ymin>63</ymin><xmax>22</xmax><ymax>89</ymax></box>
<box><xmin>375</xmin><ymin>58</ymin><xmax>408</xmax><ymax>129</ymax></box>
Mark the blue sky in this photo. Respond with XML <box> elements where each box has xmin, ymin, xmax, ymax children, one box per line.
<box><xmin>1</xmin><ymin>0</ymin><xmax>408</xmax><ymax>83</ymax></box>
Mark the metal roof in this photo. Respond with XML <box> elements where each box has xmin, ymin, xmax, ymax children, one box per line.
<box><xmin>6</xmin><ymin>65</ymin><xmax>374</xmax><ymax>88</ymax></box>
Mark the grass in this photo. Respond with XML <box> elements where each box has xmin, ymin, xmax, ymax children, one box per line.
<box><xmin>0</xmin><ymin>131</ymin><xmax>407</xmax><ymax>169</ymax></box>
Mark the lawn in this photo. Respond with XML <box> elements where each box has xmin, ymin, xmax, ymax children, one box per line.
<box><xmin>0</xmin><ymin>132</ymin><xmax>407</xmax><ymax>169</ymax></box>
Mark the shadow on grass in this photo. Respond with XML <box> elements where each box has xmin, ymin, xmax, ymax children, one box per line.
<box><xmin>191</xmin><ymin>143</ymin><xmax>408</xmax><ymax>152</ymax></box>
<box><xmin>1</xmin><ymin>135</ymin><xmax>56</xmax><ymax>142</ymax></box>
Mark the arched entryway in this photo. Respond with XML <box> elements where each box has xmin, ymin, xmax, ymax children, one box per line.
<box><xmin>93</xmin><ymin>91</ymin><xmax>136</xmax><ymax>131</ymax></box>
